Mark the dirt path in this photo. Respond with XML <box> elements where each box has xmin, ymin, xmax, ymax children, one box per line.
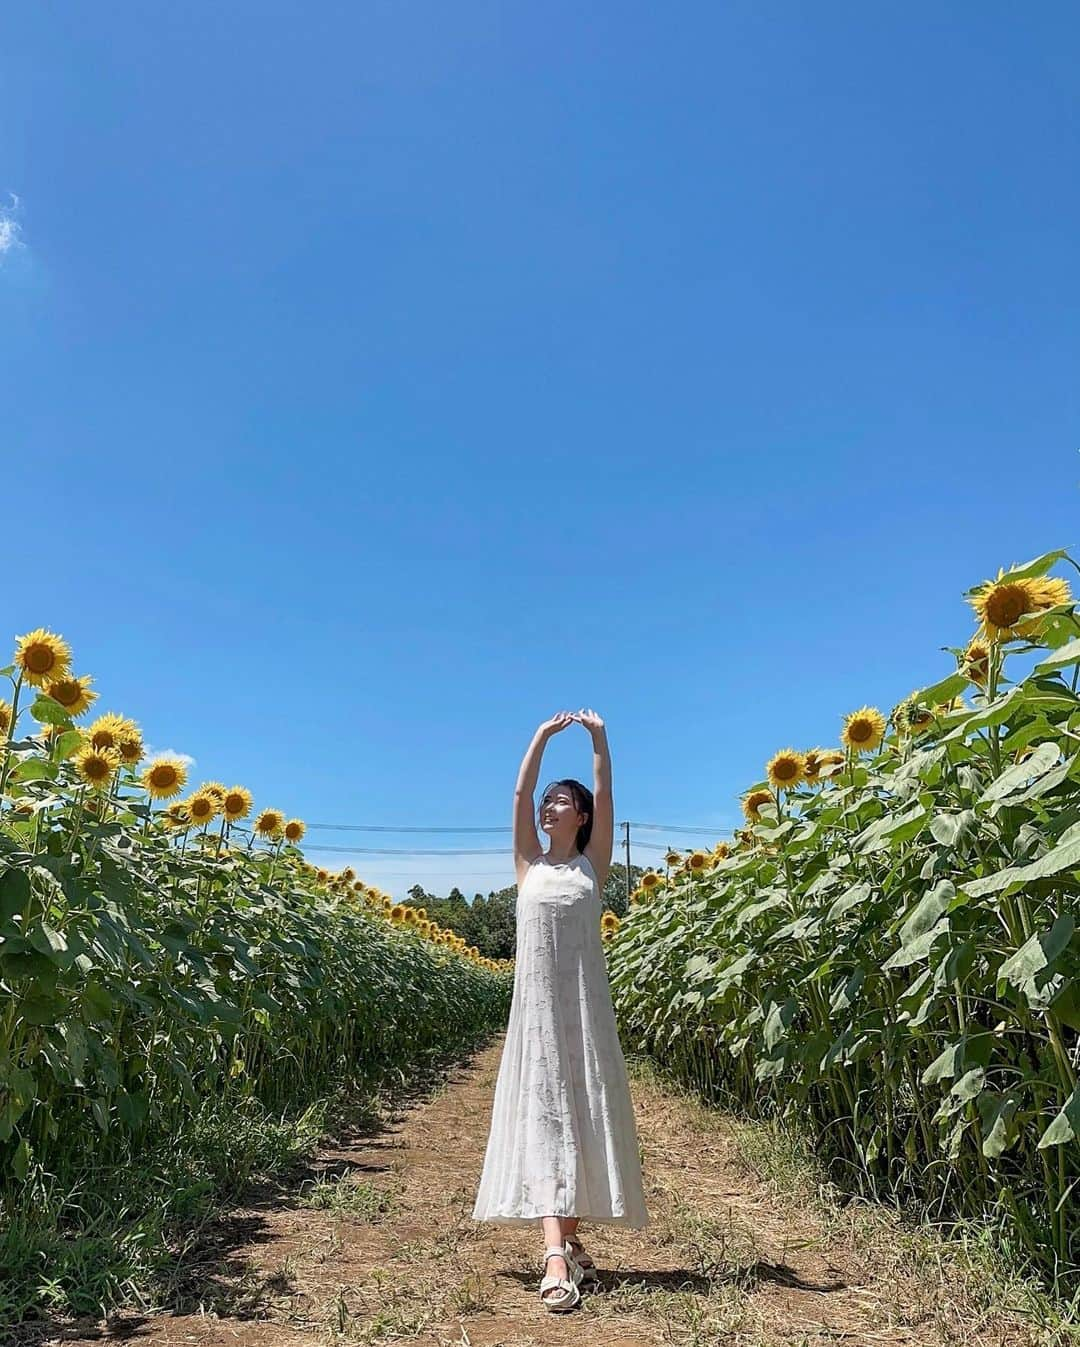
<box><xmin>39</xmin><ymin>1034</ymin><xmax>1039</xmax><ymax>1347</ymax></box>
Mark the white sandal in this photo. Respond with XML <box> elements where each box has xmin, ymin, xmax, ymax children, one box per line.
<box><xmin>538</xmin><ymin>1243</ymin><xmax>582</xmax><ymax>1312</ymax></box>
<box><xmin>564</xmin><ymin>1234</ymin><xmax>599</xmax><ymax>1284</ymax></box>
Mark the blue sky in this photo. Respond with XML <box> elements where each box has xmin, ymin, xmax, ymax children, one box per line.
<box><xmin>2</xmin><ymin>4</ymin><xmax>1078</xmax><ymax>897</ymax></box>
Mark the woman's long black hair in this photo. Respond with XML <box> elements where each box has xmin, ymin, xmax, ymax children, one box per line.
<box><xmin>536</xmin><ymin>778</ymin><xmax>594</xmax><ymax>855</ymax></box>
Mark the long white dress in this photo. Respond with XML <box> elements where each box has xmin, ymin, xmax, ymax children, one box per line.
<box><xmin>471</xmin><ymin>851</ymin><xmax>649</xmax><ymax>1227</ymax></box>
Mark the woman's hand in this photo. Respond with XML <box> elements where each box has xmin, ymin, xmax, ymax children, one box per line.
<box><xmin>573</xmin><ymin>707</ymin><xmax>606</xmax><ymax>737</ymax></box>
<box><xmin>538</xmin><ymin>711</ymin><xmax>577</xmax><ymax>738</ymax></box>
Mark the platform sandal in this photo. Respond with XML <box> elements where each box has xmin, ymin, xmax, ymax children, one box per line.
<box><xmin>564</xmin><ymin>1234</ymin><xmax>599</xmax><ymax>1285</ymax></box>
<box><xmin>538</xmin><ymin>1243</ymin><xmax>583</xmax><ymax>1312</ymax></box>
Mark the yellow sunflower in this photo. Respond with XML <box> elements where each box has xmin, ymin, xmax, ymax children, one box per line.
<box><xmin>14</xmin><ymin>629</ymin><xmax>72</xmax><ymax>688</ymax></box>
<box><xmin>817</xmin><ymin>749</ymin><xmax>846</xmax><ymax>778</ymax></box>
<box><xmin>86</xmin><ymin>712</ymin><xmax>127</xmax><ymax>752</ymax></box>
<box><xmin>162</xmin><ymin>801</ymin><xmax>191</xmax><ymax>830</ymax></box>
<box><xmin>803</xmin><ymin>749</ymin><xmax>825</xmax><ymax>783</ymax></box>
<box><xmin>713</xmin><ymin>841</ymin><xmax>731</xmax><ymax>860</ymax></box>
<box><xmin>199</xmin><ymin>781</ymin><xmax>228</xmax><ymax>808</ymax></box>
<box><xmin>284</xmin><ymin>818</ymin><xmax>306</xmax><ymax>843</ymax></box>
<box><xmin>664</xmin><ymin>849</ymin><xmax>682</xmax><ymax>867</ymax></box>
<box><xmin>44</xmin><ymin>674</ymin><xmax>97</xmax><ymax>719</ymax></box>
<box><xmin>600</xmin><ymin>911</ymin><xmax>620</xmax><ymax>935</ymax></box>
<box><xmin>117</xmin><ymin>722</ymin><xmax>144</xmax><ymax>765</ymax></box>
<box><xmin>74</xmin><ymin>743</ymin><xmax>120</xmax><ymax>792</ymax></box>
<box><xmin>688</xmin><ymin>850</ymin><xmax>708</xmax><ymax>871</ymax></box>
<box><xmin>0</xmin><ymin>698</ymin><xmax>12</xmax><ymax>735</ymax></box>
<box><xmin>141</xmin><ymin>756</ymin><xmax>188</xmax><ymax>800</ymax></box>
<box><xmin>222</xmin><ymin>785</ymin><xmax>253</xmax><ymax>822</ymax></box>
<box><xmin>741</xmin><ymin>788</ymin><xmax>773</xmax><ymax>822</ymax></box>
<box><xmin>968</xmin><ymin>571</ymin><xmax>1072</xmax><ymax>642</ymax></box>
<box><xmin>841</xmin><ymin>706</ymin><xmax>886</xmax><ymax>754</ymax></box>
<box><xmin>960</xmin><ymin>639</ymin><xmax>990</xmax><ymax>686</ymax></box>
<box><xmin>767</xmin><ymin>749</ymin><xmax>806</xmax><ymax>790</ymax></box>
<box><xmin>255</xmin><ymin>808</ymin><xmax>286</xmax><ymax>839</ymax></box>
<box><xmin>186</xmin><ymin>792</ymin><xmax>219</xmax><ymax>827</ymax></box>
<box><xmin>316</xmin><ymin>868</ymin><xmax>330</xmax><ymax>884</ymax></box>
<box><xmin>641</xmin><ymin>870</ymin><xmax>660</xmax><ymax>889</ymax></box>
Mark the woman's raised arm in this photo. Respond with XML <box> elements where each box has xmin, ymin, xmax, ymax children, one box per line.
<box><xmin>576</xmin><ymin>708</ymin><xmax>614</xmax><ymax>885</ymax></box>
<box><xmin>513</xmin><ymin>712</ymin><xmax>576</xmax><ymax>875</ymax></box>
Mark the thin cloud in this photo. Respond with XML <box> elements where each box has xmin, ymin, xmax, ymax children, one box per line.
<box><xmin>143</xmin><ymin>746</ymin><xmax>197</xmax><ymax>769</ymax></box>
<box><xmin>0</xmin><ymin>194</ymin><xmax>23</xmax><ymax>257</ymax></box>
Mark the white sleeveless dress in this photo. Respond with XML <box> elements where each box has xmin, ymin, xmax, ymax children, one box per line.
<box><xmin>471</xmin><ymin>851</ymin><xmax>649</xmax><ymax>1227</ymax></box>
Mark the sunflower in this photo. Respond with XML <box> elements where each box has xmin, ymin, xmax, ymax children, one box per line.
<box><xmin>222</xmin><ymin>785</ymin><xmax>253</xmax><ymax>822</ymax></box>
<box><xmin>74</xmin><ymin>743</ymin><xmax>120</xmax><ymax>792</ymax></box>
<box><xmin>664</xmin><ymin>849</ymin><xmax>682</xmax><ymax>867</ymax></box>
<box><xmin>713</xmin><ymin>841</ymin><xmax>731</xmax><ymax>860</ymax></box>
<box><xmin>741</xmin><ymin>789</ymin><xmax>773</xmax><ymax>822</ymax></box>
<box><xmin>390</xmin><ymin>904</ymin><xmax>407</xmax><ymax>924</ymax></box>
<box><xmin>816</xmin><ymin>750</ymin><xmax>846</xmax><ymax>778</ymax></box>
<box><xmin>893</xmin><ymin>693</ymin><xmax>934</xmax><ymax>738</ymax></box>
<box><xmin>14</xmin><ymin>629</ymin><xmax>72</xmax><ymax>688</ymax></box>
<box><xmin>186</xmin><ymin>792</ymin><xmax>219</xmax><ymax>827</ymax></box>
<box><xmin>316</xmin><ymin>868</ymin><xmax>330</xmax><ymax>884</ymax></box>
<box><xmin>141</xmin><ymin>756</ymin><xmax>188</xmax><ymax>800</ymax></box>
<box><xmin>688</xmin><ymin>850</ymin><xmax>708</xmax><ymax>871</ymax></box>
<box><xmin>341</xmin><ymin>867</ymin><xmax>356</xmax><ymax>882</ymax></box>
<box><xmin>116</xmin><ymin>722</ymin><xmax>144</xmax><ymax>765</ymax></box>
<box><xmin>960</xmin><ymin>639</ymin><xmax>991</xmax><ymax>686</ymax></box>
<box><xmin>199</xmin><ymin>781</ymin><xmax>228</xmax><ymax>808</ymax></box>
<box><xmin>968</xmin><ymin>571</ymin><xmax>1072</xmax><ymax>642</ymax></box>
<box><xmin>162</xmin><ymin>801</ymin><xmax>191</xmax><ymax>830</ymax></box>
<box><xmin>284</xmin><ymin>818</ymin><xmax>306</xmax><ymax>843</ymax></box>
<box><xmin>0</xmin><ymin>698</ymin><xmax>12</xmax><ymax>735</ymax></box>
<box><xmin>600</xmin><ymin>911</ymin><xmax>620</xmax><ymax>936</ymax></box>
<box><xmin>641</xmin><ymin>870</ymin><xmax>660</xmax><ymax>890</ymax></box>
<box><xmin>255</xmin><ymin>808</ymin><xmax>286</xmax><ymax>839</ymax></box>
<box><xmin>767</xmin><ymin>749</ymin><xmax>806</xmax><ymax>790</ymax></box>
<box><xmin>87</xmin><ymin>713</ymin><xmax>128</xmax><ymax>752</ymax></box>
<box><xmin>841</xmin><ymin>706</ymin><xmax>886</xmax><ymax>754</ymax></box>
<box><xmin>44</xmin><ymin>674</ymin><xmax>97</xmax><ymax>719</ymax></box>
<box><xmin>803</xmin><ymin>749</ymin><xmax>825</xmax><ymax>783</ymax></box>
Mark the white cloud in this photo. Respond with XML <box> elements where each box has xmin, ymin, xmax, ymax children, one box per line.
<box><xmin>143</xmin><ymin>746</ymin><xmax>197</xmax><ymax>769</ymax></box>
<box><xmin>0</xmin><ymin>194</ymin><xmax>22</xmax><ymax>257</ymax></box>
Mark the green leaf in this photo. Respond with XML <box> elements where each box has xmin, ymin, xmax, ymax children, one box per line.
<box><xmin>1034</xmin><ymin>637</ymin><xmax>1080</xmax><ymax>674</ymax></box>
<box><xmin>922</xmin><ymin>1039</ymin><xmax>965</xmax><ymax>1085</ymax></box>
<box><xmin>999</xmin><ymin>916</ymin><xmax>1075</xmax><ymax>987</ymax></box>
<box><xmin>899</xmin><ymin>881</ymin><xmax>955</xmax><ymax>945</ymax></box>
<box><xmin>911</xmin><ymin>671</ymin><xmax>969</xmax><ymax>708</ymax></box>
<box><xmin>979</xmin><ymin>1092</ymin><xmax>1020</xmax><ymax>1158</ymax></box>
<box><xmin>11</xmin><ymin>1137</ymin><xmax>31</xmax><ymax>1182</ymax></box>
<box><xmin>964</xmin><ymin>550</ymin><xmax>1067</xmax><ymax>590</ymax></box>
<box><xmin>763</xmin><ymin>996</ymin><xmax>796</xmax><ymax>1050</ymax></box>
<box><xmin>1038</xmin><ymin>1086</ymin><xmax>1080</xmax><ymax>1149</ymax></box>
<box><xmin>964</xmin><ymin>821</ymin><xmax>1080</xmax><ymax>898</ymax></box>
<box><xmin>979</xmin><ymin>742</ymin><xmax>1063</xmax><ymax>803</ymax></box>
<box><xmin>882</xmin><ymin>917</ymin><xmax>950</xmax><ymax>971</ymax></box>
<box><xmin>951</xmin><ymin>1066</ymin><xmax>986</xmax><ymax>1102</ymax></box>
<box><xmin>11</xmin><ymin>758</ymin><xmax>59</xmax><ymax>783</ymax></box>
<box><xmin>930</xmin><ymin>810</ymin><xmax>975</xmax><ymax>848</ymax></box>
<box><xmin>28</xmin><ymin>696</ymin><xmax>71</xmax><ymax>727</ymax></box>
<box><xmin>0</xmin><ymin>868</ymin><xmax>30</xmax><ymax>922</ymax></box>
<box><xmin>825</xmin><ymin>881</ymin><xmax>871</xmax><ymax>923</ymax></box>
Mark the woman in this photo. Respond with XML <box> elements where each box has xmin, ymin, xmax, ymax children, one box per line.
<box><xmin>471</xmin><ymin>708</ymin><xmax>649</xmax><ymax>1312</ymax></box>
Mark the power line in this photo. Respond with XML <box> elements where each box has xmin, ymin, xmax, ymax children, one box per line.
<box><xmin>628</xmin><ymin>822</ymin><xmax>726</xmax><ymax>834</ymax></box>
<box><xmin>307</xmin><ymin>823</ymin><xmax>511</xmax><ymax>833</ymax></box>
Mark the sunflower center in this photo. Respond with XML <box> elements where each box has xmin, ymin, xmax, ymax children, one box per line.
<box><xmin>986</xmin><ymin>584</ymin><xmax>1029</xmax><ymax>629</ymax></box>
<box><xmin>151</xmin><ymin>765</ymin><xmax>178</xmax><ymax>788</ymax></box>
<box><xmin>51</xmin><ymin>681</ymin><xmax>80</xmax><ymax>706</ymax></box>
<box><xmin>848</xmin><ymin>719</ymin><xmax>873</xmax><ymax>743</ymax></box>
<box><xmin>225</xmin><ymin>793</ymin><xmax>245</xmax><ymax>813</ymax></box>
<box><xmin>85</xmin><ymin>756</ymin><xmax>110</xmax><ymax>781</ymax></box>
<box><xmin>24</xmin><ymin>644</ymin><xmax>57</xmax><ymax>674</ymax></box>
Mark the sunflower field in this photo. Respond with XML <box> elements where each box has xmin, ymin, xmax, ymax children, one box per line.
<box><xmin>0</xmin><ymin>629</ymin><xmax>511</xmax><ymax>1319</ymax></box>
<box><xmin>609</xmin><ymin>550</ymin><xmax>1080</xmax><ymax>1285</ymax></box>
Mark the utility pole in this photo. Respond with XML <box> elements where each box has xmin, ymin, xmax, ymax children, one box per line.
<box><xmin>623</xmin><ymin>820</ymin><xmax>632</xmax><ymax>906</ymax></box>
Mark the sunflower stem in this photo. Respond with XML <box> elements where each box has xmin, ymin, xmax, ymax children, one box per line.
<box><xmin>0</xmin><ymin>672</ymin><xmax>24</xmax><ymax>802</ymax></box>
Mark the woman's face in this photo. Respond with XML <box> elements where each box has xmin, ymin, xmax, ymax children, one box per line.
<box><xmin>540</xmin><ymin>787</ymin><xmax>586</xmax><ymax>839</ymax></box>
